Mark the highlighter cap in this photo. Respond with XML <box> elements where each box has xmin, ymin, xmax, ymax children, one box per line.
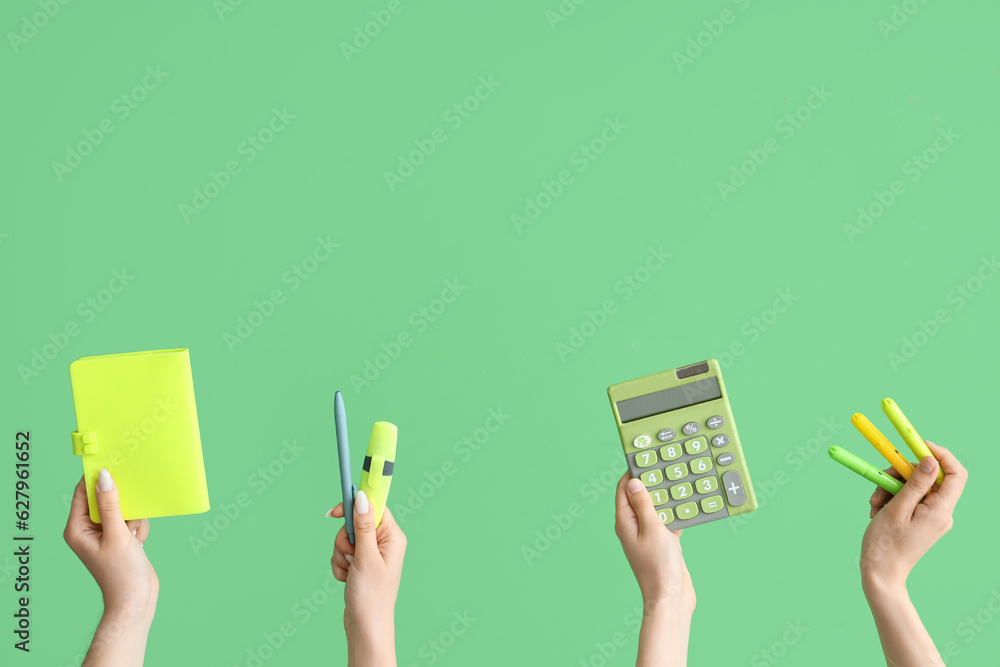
<box><xmin>828</xmin><ymin>446</ymin><xmax>868</xmax><ymax>475</ymax></box>
<box><xmin>367</xmin><ymin>421</ymin><xmax>397</xmax><ymax>459</ymax></box>
<box><xmin>851</xmin><ymin>413</ymin><xmax>872</xmax><ymax>429</ymax></box>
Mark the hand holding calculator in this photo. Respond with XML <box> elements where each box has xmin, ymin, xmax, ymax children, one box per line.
<box><xmin>608</xmin><ymin>360</ymin><xmax>758</xmax><ymax>530</ymax></box>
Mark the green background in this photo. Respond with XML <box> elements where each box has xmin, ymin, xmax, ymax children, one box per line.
<box><xmin>3</xmin><ymin>0</ymin><xmax>999</xmax><ymax>664</ymax></box>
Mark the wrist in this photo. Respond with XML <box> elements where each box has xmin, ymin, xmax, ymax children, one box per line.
<box><xmin>861</xmin><ymin>568</ymin><xmax>907</xmax><ymax>601</ymax></box>
<box><xmin>642</xmin><ymin>596</ymin><xmax>687</xmax><ymax>623</ymax></box>
<box><xmin>102</xmin><ymin>595</ymin><xmax>157</xmax><ymax>628</ymax></box>
<box><xmin>347</xmin><ymin>616</ymin><xmax>396</xmax><ymax>667</ymax></box>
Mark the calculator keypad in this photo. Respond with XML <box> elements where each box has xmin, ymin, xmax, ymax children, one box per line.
<box><xmin>722</xmin><ymin>471</ymin><xmax>747</xmax><ymax>507</ymax></box>
<box><xmin>716</xmin><ymin>452</ymin><xmax>735</xmax><ymax>466</ymax></box>
<box><xmin>675</xmin><ymin>502</ymin><xmax>699</xmax><ymax>520</ymax></box>
<box><xmin>635</xmin><ymin>450</ymin><xmax>658</xmax><ymax>468</ymax></box>
<box><xmin>695</xmin><ymin>476</ymin><xmax>718</xmax><ymax>493</ymax></box>
<box><xmin>701</xmin><ymin>496</ymin><xmax>725</xmax><ymax>513</ymax></box>
<box><xmin>657</xmin><ymin>429</ymin><xmax>676</xmax><ymax>442</ymax></box>
<box><xmin>684</xmin><ymin>437</ymin><xmax>708</xmax><ymax>455</ymax></box>
<box><xmin>670</xmin><ymin>483</ymin><xmax>693</xmax><ymax>500</ymax></box>
<box><xmin>660</xmin><ymin>445</ymin><xmax>682</xmax><ymax>461</ymax></box>
<box><xmin>690</xmin><ymin>456</ymin><xmax>713</xmax><ymax>475</ymax></box>
<box><xmin>626</xmin><ymin>414</ymin><xmax>741</xmax><ymax>529</ymax></box>
<box><xmin>665</xmin><ymin>462</ymin><xmax>688</xmax><ymax>481</ymax></box>
<box><xmin>642</xmin><ymin>469</ymin><xmax>664</xmax><ymax>487</ymax></box>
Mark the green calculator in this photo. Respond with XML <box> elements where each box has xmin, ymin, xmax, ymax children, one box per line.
<box><xmin>608</xmin><ymin>359</ymin><xmax>757</xmax><ymax>530</ymax></box>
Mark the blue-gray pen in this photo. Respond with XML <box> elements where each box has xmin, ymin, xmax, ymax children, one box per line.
<box><xmin>335</xmin><ymin>391</ymin><xmax>356</xmax><ymax>544</ymax></box>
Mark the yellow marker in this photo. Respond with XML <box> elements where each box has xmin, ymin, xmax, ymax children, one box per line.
<box><xmin>851</xmin><ymin>413</ymin><xmax>915</xmax><ymax>480</ymax></box>
<box><xmin>881</xmin><ymin>398</ymin><xmax>944</xmax><ymax>484</ymax></box>
<box><xmin>359</xmin><ymin>421</ymin><xmax>397</xmax><ymax>528</ymax></box>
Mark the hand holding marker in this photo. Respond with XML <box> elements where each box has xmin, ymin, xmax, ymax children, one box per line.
<box><xmin>881</xmin><ymin>398</ymin><xmax>944</xmax><ymax>485</ymax></box>
<box><xmin>333</xmin><ymin>390</ymin><xmax>397</xmax><ymax>544</ymax></box>
<box><xmin>329</xmin><ymin>392</ymin><xmax>404</xmax><ymax>667</ymax></box>
<box><xmin>829</xmin><ymin>398</ymin><xmax>941</xmax><ymax>494</ymax></box>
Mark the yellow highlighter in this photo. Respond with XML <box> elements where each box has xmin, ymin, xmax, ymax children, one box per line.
<box><xmin>851</xmin><ymin>413</ymin><xmax>915</xmax><ymax>480</ymax></box>
<box><xmin>359</xmin><ymin>421</ymin><xmax>397</xmax><ymax>528</ymax></box>
<box><xmin>881</xmin><ymin>398</ymin><xmax>944</xmax><ymax>484</ymax></box>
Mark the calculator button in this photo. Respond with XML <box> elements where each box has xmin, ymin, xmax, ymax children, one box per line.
<box><xmin>659</xmin><ymin>444</ymin><xmax>682</xmax><ymax>461</ymax></box>
<box><xmin>658</xmin><ymin>508</ymin><xmax>674</xmax><ymax>525</ymax></box>
<box><xmin>690</xmin><ymin>456</ymin><xmax>713</xmax><ymax>475</ymax></box>
<box><xmin>665</xmin><ymin>462</ymin><xmax>689</xmax><ymax>481</ymax></box>
<box><xmin>642</xmin><ymin>469</ymin><xmax>664</xmax><ymax>487</ymax></box>
<box><xmin>682</xmin><ymin>422</ymin><xmax>700</xmax><ymax>435</ymax></box>
<box><xmin>701</xmin><ymin>495</ymin><xmax>725</xmax><ymax>513</ymax></box>
<box><xmin>657</xmin><ymin>428</ymin><xmax>676</xmax><ymax>442</ymax></box>
<box><xmin>684</xmin><ymin>437</ymin><xmax>708</xmax><ymax>455</ymax></box>
<box><xmin>634</xmin><ymin>449</ymin><xmax>659</xmax><ymax>468</ymax></box>
<box><xmin>722</xmin><ymin>471</ymin><xmax>747</xmax><ymax>507</ymax></box>
<box><xmin>716</xmin><ymin>452</ymin><xmax>735</xmax><ymax>466</ymax></box>
<box><xmin>675</xmin><ymin>502</ymin><xmax>699</xmax><ymax>520</ymax></box>
<box><xmin>695</xmin><ymin>476</ymin><xmax>718</xmax><ymax>494</ymax></box>
<box><xmin>707</xmin><ymin>416</ymin><xmax>725</xmax><ymax>429</ymax></box>
<box><xmin>650</xmin><ymin>489</ymin><xmax>670</xmax><ymax>506</ymax></box>
<box><xmin>633</xmin><ymin>435</ymin><xmax>652</xmax><ymax>449</ymax></box>
<box><xmin>670</xmin><ymin>483</ymin><xmax>693</xmax><ymax>500</ymax></box>
<box><xmin>711</xmin><ymin>434</ymin><xmax>730</xmax><ymax>447</ymax></box>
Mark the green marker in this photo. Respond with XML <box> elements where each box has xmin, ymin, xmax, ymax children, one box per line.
<box><xmin>828</xmin><ymin>446</ymin><xmax>904</xmax><ymax>495</ymax></box>
<box><xmin>881</xmin><ymin>398</ymin><xmax>944</xmax><ymax>485</ymax></box>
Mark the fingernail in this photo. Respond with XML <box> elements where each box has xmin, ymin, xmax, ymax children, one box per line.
<box><xmin>97</xmin><ymin>468</ymin><xmax>114</xmax><ymax>492</ymax></box>
<box><xmin>325</xmin><ymin>508</ymin><xmax>335</xmax><ymax>518</ymax></box>
<box><xmin>627</xmin><ymin>478</ymin><xmax>643</xmax><ymax>494</ymax></box>
<box><xmin>345</xmin><ymin>554</ymin><xmax>354</xmax><ymax>564</ymax></box>
<box><xmin>920</xmin><ymin>456</ymin><xmax>937</xmax><ymax>473</ymax></box>
<box><xmin>131</xmin><ymin>529</ymin><xmax>137</xmax><ymax>536</ymax></box>
<box><xmin>355</xmin><ymin>490</ymin><xmax>371</xmax><ymax>515</ymax></box>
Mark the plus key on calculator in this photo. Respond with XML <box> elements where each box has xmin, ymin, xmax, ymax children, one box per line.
<box><xmin>608</xmin><ymin>359</ymin><xmax>758</xmax><ymax>530</ymax></box>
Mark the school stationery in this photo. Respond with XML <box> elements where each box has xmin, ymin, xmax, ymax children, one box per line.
<box><xmin>69</xmin><ymin>349</ymin><xmax>210</xmax><ymax>523</ymax></box>
<box><xmin>608</xmin><ymin>359</ymin><xmax>757</xmax><ymax>530</ymax></box>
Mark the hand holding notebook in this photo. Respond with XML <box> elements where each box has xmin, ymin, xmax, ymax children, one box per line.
<box><xmin>69</xmin><ymin>349</ymin><xmax>211</xmax><ymax>522</ymax></box>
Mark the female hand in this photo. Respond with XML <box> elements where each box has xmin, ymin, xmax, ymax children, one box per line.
<box><xmin>328</xmin><ymin>490</ymin><xmax>406</xmax><ymax>667</ymax></box>
<box><xmin>64</xmin><ymin>470</ymin><xmax>156</xmax><ymax>613</ymax></box>
<box><xmin>614</xmin><ymin>473</ymin><xmax>695</xmax><ymax>667</ymax></box>
<box><xmin>614</xmin><ymin>473</ymin><xmax>695</xmax><ymax>614</ymax></box>
<box><xmin>861</xmin><ymin>442</ymin><xmax>967</xmax><ymax>588</ymax></box>
<box><xmin>64</xmin><ymin>469</ymin><xmax>157</xmax><ymax>666</ymax></box>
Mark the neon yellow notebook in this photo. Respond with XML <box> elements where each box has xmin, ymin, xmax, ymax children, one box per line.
<box><xmin>69</xmin><ymin>348</ymin><xmax>211</xmax><ymax>523</ymax></box>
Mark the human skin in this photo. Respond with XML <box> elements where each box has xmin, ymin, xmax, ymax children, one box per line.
<box><xmin>860</xmin><ymin>442</ymin><xmax>968</xmax><ymax>666</ymax></box>
<box><xmin>328</xmin><ymin>490</ymin><xmax>407</xmax><ymax>667</ymax></box>
<box><xmin>614</xmin><ymin>473</ymin><xmax>695</xmax><ymax>667</ymax></box>
<box><xmin>64</xmin><ymin>470</ymin><xmax>156</xmax><ymax>667</ymax></box>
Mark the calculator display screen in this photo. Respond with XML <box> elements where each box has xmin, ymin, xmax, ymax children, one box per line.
<box><xmin>616</xmin><ymin>377</ymin><xmax>722</xmax><ymax>423</ymax></box>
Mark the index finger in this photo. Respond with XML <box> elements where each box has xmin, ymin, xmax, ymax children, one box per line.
<box><xmin>377</xmin><ymin>506</ymin><xmax>407</xmax><ymax>567</ymax></box>
<box><xmin>926</xmin><ymin>441</ymin><xmax>967</xmax><ymax>511</ymax></box>
<box><xmin>614</xmin><ymin>473</ymin><xmax>635</xmax><ymax>519</ymax></box>
<box><xmin>66</xmin><ymin>478</ymin><xmax>91</xmax><ymax>524</ymax></box>
<box><xmin>869</xmin><ymin>466</ymin><xmax>905</xmax><ymax>514</ymax></box>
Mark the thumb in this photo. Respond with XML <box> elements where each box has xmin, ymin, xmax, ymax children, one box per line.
<box><xmin>94</xmin><ymin>469</ymin><xmax>130</xmax><ymax>542</ymax></box>
<box><xmin>892</xmin><ymin>455</ymin><xmax>937</xmax><ymax>514</ymax></box>
<box><xmin>625</xmin><ymin>478</ymin><xmax>661</xmax><ymax>536</ymax></box>
<box><xmin>352</xmin><ymin>490</ymin><xmax>380</xmax><ymax>560</ymax></box>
